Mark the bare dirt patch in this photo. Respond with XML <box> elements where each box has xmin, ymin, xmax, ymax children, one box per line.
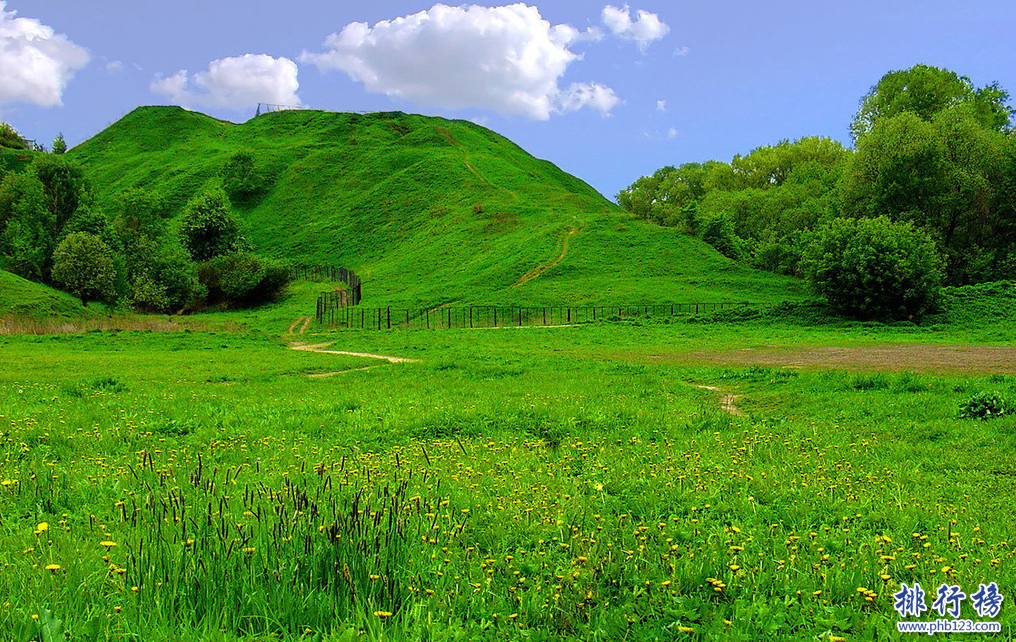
<box><xmin>665</xmin><ymin>344</ymin><xmax>1016</xmax><ymax>374</ymax></box>
<box><xmin>694</xmin><ymin>384</ymin><xmax>745</xmax><ymax>416</ymax></box>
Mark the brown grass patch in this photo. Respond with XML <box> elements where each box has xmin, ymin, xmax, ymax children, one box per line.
<box><xmin>651</xmin><ymin>344</ymin><xmax>1016</xmax><ymax>374</ymax></box>
<box><xmin>0</xmin><ymin>315</ymin><xmax>241</xmax><ymax>335</ymax></box>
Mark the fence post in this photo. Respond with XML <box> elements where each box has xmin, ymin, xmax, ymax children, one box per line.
<box><xmin>567</xmin><ymin>308</ymin><xmax>571</xmax><ymax>323</ymax></box>
<box><xmin>493</xmin><ymin>308</ymin><xmax>498</xmax><ymax>328</ymax></box>
<box><xmin>426</xmin><ymin>310</ymin><xmax>430</xmax><ymax>329</ymax></box>
<box><xmin>469</xmin><ymin>307</ymin><xmax>473</xmax><ymax>329</ymax></box>
<box><xmin>387</xmin><ymin>307</ymin><xmax>391</xmax><ymax>329</ymax></box>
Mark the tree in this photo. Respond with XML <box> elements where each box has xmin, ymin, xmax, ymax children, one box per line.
<box><xmin>0</xmin><ymin>172</ymin><xmax>54</xmax><ymax>280</ymax></box>
<box><xmin>52</xmin><ymin>133</ymin><xmax>67</xmax><ymax>154</ymax></box>
<box><xmin>802</xmin><ymin>216</ymin><xmax>944</xmax><ymax>320</ymax></box>
<box><xmin>840</xmin><ymin>106</ymin><xmax>1013</xmax><ymax>283</ymax></box>
<box><xmin>851</xmin><ymin>65</ymin><xmax>1012</xmax><ymax>141</ymax></box>
<box><xmin>179</xmin><ymin>188</ymin><xmax>246</xmax><ymax>261</ymax></box>
<box><xmin>51</xmin><ymin>232</ymin><xmax>117</xmax><ymax>306</ymax></box>
<box><xmin>30</xmin><ymin>155</ymin><xmax>91</xmax><ymax>235</ymax></box>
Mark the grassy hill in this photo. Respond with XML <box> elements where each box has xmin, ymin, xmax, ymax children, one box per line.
<box><xmin>0</xmin><ymin>270</ymin><xmax>91</xmax><ymax>317</ymax></box>
<box><xmin>70</xmin><ymin>106</ymin><xmax>803</xmax><ymax>306</ymax></box>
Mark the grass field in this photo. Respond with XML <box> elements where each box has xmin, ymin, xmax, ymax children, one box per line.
<box><xmin>1</xmin><ymin>281</ymin><xmax>1014</xmax><ymax>641</ymax></box>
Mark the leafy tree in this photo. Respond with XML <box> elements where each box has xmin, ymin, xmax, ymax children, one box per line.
<box><xmin>840</xmin><ymin>106</ymin><xmax>1013</xmax><ymax>282</ymax></box>
<box><xmin>30</xmin><ymin>155</ymin><xmax>91</xmax><ymax>235</ymax></box>
<box><xmin>0</xmin><ymin>123</ymin><xmax>28</xmax><ymax>150</ymax></box>
<box><xmin>52</xmin><ymin>133</ymin><xmax>67</xmax><ymax>154</ymax></box>
<box><xmin>0</xmin><ymin>172</ymin><xmax>53</xmax><ymax>280</ymax></box>
<box><xmin>851</xmin><ymin>64</ymin><xmax>1012</xmax><ymax>141</ymax></box>
<box><xmin>129</xmin><ymin>248</ymin><xmax>203</xmax><ymax>313</ymax></box>
<box><xmin>179</xmin><ymin>188</ymin><xmax>246</xmax><ymax>261</ymax></box>
<box><xmin>51</xmin><ymin>232</ymin><xmax>117</xmax><ymax>306</ymax></box>
<box><xmin>730</xmin><ymin>137</ymin><xmax>848</xmax><ymax>189</ymax></box>
<box><xmin>802</xmin><ymin>216</ymin><xmax>944</xmax><ymax>320</ymax></box>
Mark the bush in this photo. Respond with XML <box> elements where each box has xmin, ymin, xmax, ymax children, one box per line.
<box><xmin>179</xmin><ymin>188</ymin><xmax>246</xmax><ymax>261</ymax></box>
<box><xmin>51</xmin><ymin>232</ymin><xmax>117</xmax><ymax>306</ymax></box>
<box><xmin>221</xmin><ymin>151</ymin><xmax>266</xmax><ymax>203</ymax></box>
<box><xmin>802</xmin><ymin>216</ymin><xmax>944</xmax><ymax>320</ymax></box>
<box><xmin>130</xmin><ymin>250</ymin><xmax>204</xmax><ymax>313</ymax></box>
<box><xmin>958</xmin><ymin>391</ymin><xmax>1011</xmax><ymax>420</ymax></box>
<box><xmin>199</xmin><ymin>252</ymin><xmax>291</xmax><ymax>307</ymax></box>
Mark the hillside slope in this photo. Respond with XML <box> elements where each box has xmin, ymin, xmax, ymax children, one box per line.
<box><xmin>0</xmin><ymin>270</ymin><xmax>91</xmax><ymax>317</ymax></box>
<box><xmin>70</xmin><ymin>106</ymin><xmax>803</xmax><ymax>306</ymax></box>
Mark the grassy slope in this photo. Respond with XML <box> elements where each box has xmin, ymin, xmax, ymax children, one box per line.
<box><xmin>70</xmin><ymin>106</ymin><xmax>802</xmax><ymax>306</ymax></box>
<box><xmin>0</xmin><ymin>270</ymin><xmax>90</xmax><ymax>317</ymax></box>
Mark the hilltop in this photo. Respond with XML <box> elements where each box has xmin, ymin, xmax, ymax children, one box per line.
<box><xmin>69</xmin><ymin>106</ymin><xmax>801</xmax><ymax>306</ymax></box>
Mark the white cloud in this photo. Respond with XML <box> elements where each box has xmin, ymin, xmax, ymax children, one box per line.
<box><xmin>105</xmin><ymin>60</ymin><xmax>124</xmax><ymax>74</ymax></box>
<box><xmin>601</xmin><ymin>5</ymin><xmax>669</xmax><ymax>51</ymax></box>
<box><xmin>555</xmin><ymin>82</ymin><xmax>619</xmax><ymax>116</ymax></box>
<box><xmin>656</xmin><ymin>99</ymin><xmax>666</xmax><ymax>112</ymax></box>
<box><xmin>151</xmin><ymin>54</ymin><xmax>300</xmax><ymax>110</ymax></box>
<box><xmin>0</xmin><ymin>2</ymin><xmax>88</xmax><ymax>111</ymax></box>
<box><xmin>673</xmin><ymin>45</ymin><xmax>690</xmax><ymax>57</ymax></box>
<box><xmin>667</xmin><ymin>127</ymin><xmax>678</xmax><ymax>139</ymax></box>
<box><xmin>301</xmin><ymin>3</ymin><xmax>619</xmax><ymax>120</ymax></box>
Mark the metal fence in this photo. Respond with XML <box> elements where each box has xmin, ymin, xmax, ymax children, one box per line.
<box><xmin>315</xmin><ymin>302</ymin><xmax>752</xmax><ymax>329</ymax></box>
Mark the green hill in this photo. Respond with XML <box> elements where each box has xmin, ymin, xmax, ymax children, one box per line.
<box><xmin>0</xmin><ymin>270</ymin><xmax>91</xmax><ymax>317</ymax></box>
<box><xmin>70</xmin><ymin>106</ymin><xmax>803</xmax><ymax>306</ymax></box>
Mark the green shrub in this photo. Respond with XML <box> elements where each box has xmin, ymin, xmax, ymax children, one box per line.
<box><xmin>51</xmin><ymin>232</ymin><xmax>117</xmax><ymax>306</ymax></box>
<box><xmin>130</xmin><ymin>249</ymin><xmax>204</xmax><ymax>313</ymax></box>
<box><xmin>958</xmin><ymin>391</ymin><xmax>1011</xmax><ymax>419</ymax></box>
<box><xmin>199</xmin><ymin>252</ymin><xmax>291</xmax><ymax>307</ymax></box>
<box><xmin>221</xmin><ymin>151</ymin><xmax>267</xmax><ymax>203</ymax></box>
<box><xmin>179</xmin><ymin>188</ymin><xmax>246</xmax><ymax>261</ymax></box>
<box><xmin>802</xmin><ymin>216</ymin><xmax>944</xmax><ymax>320</ymax></box>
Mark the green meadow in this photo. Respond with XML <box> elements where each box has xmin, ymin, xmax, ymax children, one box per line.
<box><xmin>2</xmin><ymin>281</ymin><xmax>1015</xmax><ymax>641</ymax></box>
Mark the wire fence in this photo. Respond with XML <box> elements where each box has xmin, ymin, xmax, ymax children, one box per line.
<box><xmin>291</xmin><ymin>265</ymin><xmax>362</xmax><ymax>306</ymax></box>
<box><xmin>315</xmin><ymin>302</ymin><xmax>753</xmax><ymax>330</ymax></box>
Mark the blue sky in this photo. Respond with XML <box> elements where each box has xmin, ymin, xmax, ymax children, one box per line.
<box><xmin>2</xmin><ymin>0</ymin><xmax>1014</xmax><ymax>200</ymax></box>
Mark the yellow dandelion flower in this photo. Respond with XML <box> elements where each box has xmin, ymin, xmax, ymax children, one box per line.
<box><xmin>36</xmin><ymin>522</ymin><xmax>49</xmax><ymax>533</ymax></box>
<box><xmin>373</xmin><ymin>610</ymin><xmax>392</xmax><ymax>618</ymax></box>
<box><xmin>100</xmin><ymin>541</ymin><xmax>117</xmax><ymax>550</ymax></box>
<box><xmin>45</xmin><ymin>564</ymin><xmax>61</xmax><ymax>573</ymax></box>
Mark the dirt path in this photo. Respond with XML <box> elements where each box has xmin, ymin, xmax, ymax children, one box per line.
<box><xmin>434</xmin><ymin>126</ymin><xmax>519</xmax><ymax>201</ymax></box>
<box><xmin>694</xmin><ymin>384</ymin><xmax>745</xmax><ymax>417</ymax></box>
<box><xmin>288</xmin><ymin>342</ymin><xmax>420</xmax><ymax>363</ymax></box>
<box><xmin>672</xmin><ymin>344</ymin><xmax>1016</xmax><ymax>374</ymax></box>
<box><xmin>512</xmin><ymin>224</ymin><xmax>583</xmax><ymax>288</ymax></box>
<box><xmin>287</xmin><ymin>317</ymin><xmax>312</xmax><ymax>335</ymax></box>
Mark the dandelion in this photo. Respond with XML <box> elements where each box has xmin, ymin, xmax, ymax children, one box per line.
<box><xmin>45</xmin><ymin>564</ymin><xmax>61</xmax><ymax>573</ymax></box>
<box><xmin>373</xmin><ymin>610</ymin><xmax>392</xmax><ymax>618</ymax></box>
<box><xmin>35</xmin><ymin>522</ymin><xmax>49</xmax><ymax>534</ymax></box>
<box><xmin>677</xmin><ymin>625</ymin><xmax>695</xmax><ymax>633</ymax></box>
<box><xmin>100</xmin><ymin>541</ymin><xmax>117</xmax><ymax>550</ymax></box>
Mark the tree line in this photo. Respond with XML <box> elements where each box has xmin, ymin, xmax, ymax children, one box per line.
<box><xmin>618</xmin><ymin>65</ymin><xmax>1016</xmax><ymax>319</ymax></box>
<box><xmin>0</xmin><ymin>128</ymin><xmax>289</xmax><ymax>311</ymax></box>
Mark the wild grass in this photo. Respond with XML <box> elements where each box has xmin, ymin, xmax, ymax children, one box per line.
<box><xmin>1</xmin><ymin>309</ymin><xmax>1014</xmax><ymax>640</ymax></box>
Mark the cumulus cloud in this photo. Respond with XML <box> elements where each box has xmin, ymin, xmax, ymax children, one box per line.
<box><xmin>0</xmin><ymin>2</ymin><xmax>89</xmax><ymax>111</ymax></box>
<box><xmin>601</xmin><ymin>5</ymin><xmax>669</xmax><ymax>51</ymax></box>
<box><xmin>151</xmin><ymin>54</ymin><xmax>300</xmax><ymax>110</ymax></box>
<box><xmin>656</xmin><ymin>99</ymin><xmax>666</xmax><ymax>112</ymax></box>
<box><xmin>301</xmin><ymin>3</ymin><xmax>619</xmax><ymax>120</ymax></box>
